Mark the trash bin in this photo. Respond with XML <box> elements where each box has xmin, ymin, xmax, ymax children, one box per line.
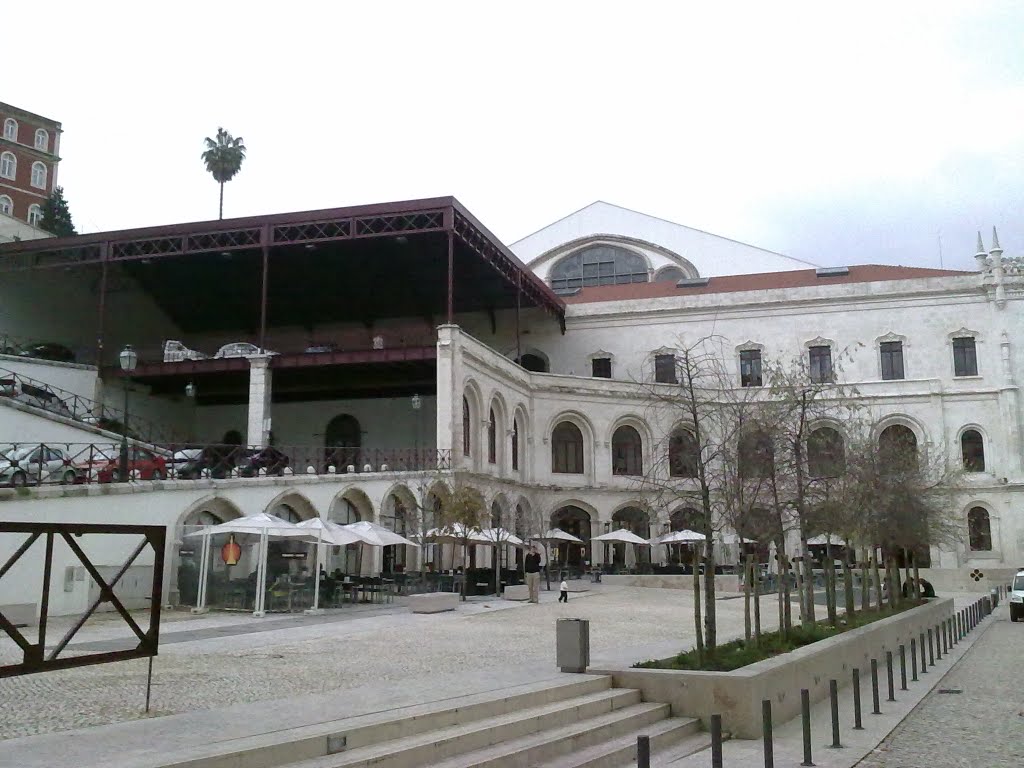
<box><xmin>990</xmin><ymin>588</ymin><xmax>999</xmax><ymax>608</ymax></box>
<box><xmin>556</xmin><ymin>618</ymin><xmax>590</xmax><ymax>673</ymax></box>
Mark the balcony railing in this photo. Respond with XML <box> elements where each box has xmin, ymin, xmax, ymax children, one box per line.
<box><xmin>0</xmin><ymin>366</ymin><xmax>185</xmax><ymax>444</ymax></box>
<box><xmin>0</xmin><ymin>442</ymin><xmax>452</xmax><ymax>488</ymax></box>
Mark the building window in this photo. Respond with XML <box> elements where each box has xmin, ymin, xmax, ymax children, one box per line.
<box><xmin>739</xmin><ymin>429</ymin><xmax>774</xmax><ymax>479</ymax></box>
<box><xmin>967</xmin><ymin>507</ymin><xmax>992</xmax><ymax>551</ymax></box>
<box><xmin>517</xmin><ymin>352</ymin><xmax>548</xmax><ymax>372</ymax></box>
<box><xmin>552</xmin><ymin>421</ymin><xmax>584</xmax><ymax>474</ymax></box>
<box><xmin>611</xmin><ymin>425</ymin><xmax>643</xmax><ymax>476</ymax></box>
<box><xmin>654</xmin><ymin>353</ymin><xmax>677</xmax><ymax>384</ymax></box>
<box><xmin>30</xmin><ymin>161</ymin><xmax>47</xmax><ymax>189</ymax></box>
<box><xmin>2</xmin><ymin>119</ymin><xmax>16</xmax><ymax>141</ymax></box>
<box><xmin>952</xmin><ymin>337</ymin><xmax>978</xmax><ymax>377</ymax></box>
<box><xmin>549</xmin><ymin>244</ymin><xmax>648</xmax><ymax>290</ymax></box>
<box><xmin>34</xmin><ymin>128</ymin><xmax>48</xmax><ymax>151</ymax></box>
<box><xmin>654</xmin><ymin>266</ymin><xmax>687</xmax><ymax>283</ymax></box>
<box><xmin>592</xmin><ymin>357</ymin><xmax>611</xmax><ymax>378</ymax></box>
<box><xmin>511</xmin><ymin>418</ymin><xmax>520</xmax><ymax>471</ymax></box>
<box><xmin>462</xmin><ymin>396</ymin><xmax>471</xmax><ymax>457</ymax></box>
<box><xmin>487</xmin><ymin>408</ymin><xmax>497</xmax><ymax>464</ymax></box>
<box><xmin>807</xmin><ymin>427</ymin><xmax>845</xmax><ymax>477</ymax></box>
<box><xmin>27</xmin><ymin>204</ymin><xmax>43</xmax><ymax>227</ymax></box>
<box><xmin>0</xmin><ymin>195</ymin><xmax>11</xmax><ymax>216</ymax></box>
<box><xmin>740</xmin><ymin>349</ymin><xmax>762</xmax><ymax>387</ymax></box>
<box><xmin>668</xmin><ymin>429</ymin><xmax>699</xmax><ymax>477</ymax></box>
<box><xmin>879</xmin><ymin>424</ymin><xmax>917</xmax><ymax>473</ymax></box>
<box><xmin>961</xmin><ymin>429</ymin><xmax>985</xmax><ymax>472</ymax></box>
<box><xmin>880</xmin><ymin>341</ymin><xmax>905</xmax><ymax>380</ymax></box>
<box><xmin>0</xmin><ymin>152</ymin><xmax>15</xmax><ymax>180</ymax></box>
<box><xmin>808</xmin><ymin>345</ymin><xmax>833</xmax><ymax>383</ymax></box>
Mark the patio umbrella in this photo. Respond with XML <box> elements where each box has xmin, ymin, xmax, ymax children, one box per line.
<box><xmin>342</xmin><ymin>520</ymin><xmax>418</xmax><ymax>548</ymax></box>
<box><xmin>592</xmin><ymin>529</ymin><xmax>651</xmax><ymax>572</ymax></box>
<box><xmin>655</xmin><ymin>529</ymin><xmax>706</xmax><ymax>544</ymax></box>
<box><xmin>531</xmin><ymin>529</ymin><xmax>586</xmax><ymax>587</ymax></box>
<box><xmin>477</xmin><ymin>528</ymin><xmax>526</xmax><ymax>597</ymax></box>
<box><xmin>185</xmin><ymin>512</ymin><xmax>311</xmax><ymax>615</ymax></box>
<box><xmin>296</xmin><ymin>518</ymin><xmax>364</xmax><ymax>611</ymax></box>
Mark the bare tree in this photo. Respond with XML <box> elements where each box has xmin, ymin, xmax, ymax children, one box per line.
<box><xmin>436</xmin><ymin>479</ymin><xmax>489</xmax><ymax>601</ymax></box>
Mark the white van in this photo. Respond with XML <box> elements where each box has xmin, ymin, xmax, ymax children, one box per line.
<box><xmin>1010</xmin><ymin>570</ymin><xmax>1024</xmax><ymax>623</ymax></box>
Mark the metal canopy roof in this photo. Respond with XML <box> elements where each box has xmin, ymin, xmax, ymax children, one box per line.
<box><xmin>0</xmin><ymin>197</ymin><xmax>565</xmax><ymax>335</ymax></box>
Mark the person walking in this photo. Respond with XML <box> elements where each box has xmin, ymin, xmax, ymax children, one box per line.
<box><xmin>525</xmin><ymin>545</ymin><xmax>542</xmax><ymax>603</ymax></box>
<box><xmin>559</xmin><ymin>579</ymin><xmax>569</xmax><ymax>603</ymax></box>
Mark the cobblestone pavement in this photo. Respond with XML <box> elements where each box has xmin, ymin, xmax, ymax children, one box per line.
<box><xmin>0</xmin><ymin>585</ymin><xmax>767</xmax><ymax>740</ymax></box>
<box><xmin>857</xmin><ymin>610</ymin><xmax>1024</xmax><ymax>768</ymax></box>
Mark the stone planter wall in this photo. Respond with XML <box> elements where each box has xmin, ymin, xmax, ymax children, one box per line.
<box><xmin>590</xmin><ymin>598</ymin><xmax>953</xmax><ymax>739</ymax></box>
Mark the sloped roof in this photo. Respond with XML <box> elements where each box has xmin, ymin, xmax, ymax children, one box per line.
<box><xmin>562</xmin><ymin>264</ymin><xmax>974</xmax><ymax>305</ymax></box>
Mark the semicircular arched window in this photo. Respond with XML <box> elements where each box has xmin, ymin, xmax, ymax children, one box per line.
<box><xmin>807</xmin><ymin>427</ymin><xmax>845</xmax><ymax>478</ymax></box>
<box><xmin>550</xmin><ymin>245</ymin><xmax>648</xmax><ymax>290</ymax></box>
<box><xmin>669</xmin><ymin>429</ymin><xmax>699</xmax><ymax>478</ymax></box>
<box><xmin>552</xmin><ymin>421</ymin><xmax>584</xmax><ymax>474</ymax></box>
<box><xmin>968</xmin><ymin>506</ymin><xmax>992</xmax><ymax>551</ymax></box>
<box><xmin>961</xmin><ymin>429</ymin><xmax>985</xmax><ymax>472</ymax></box>
<box><xmin>611</xmin><ymin>425</ymin><xmax>643</xmax><ymax>476</ymax></box>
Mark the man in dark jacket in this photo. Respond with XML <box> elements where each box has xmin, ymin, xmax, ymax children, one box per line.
<box><xmin>524</xmin><ymin>546</ymin><xmax>542</xmax><ymax>603</ymax></box>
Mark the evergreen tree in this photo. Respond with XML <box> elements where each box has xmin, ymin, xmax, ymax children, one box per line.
<box><xmin>40</xmin><ymin>186</ymin><xmax>76</xmax><ymax>237</ymax></box>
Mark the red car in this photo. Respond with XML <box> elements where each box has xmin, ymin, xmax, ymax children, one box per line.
<box><xmin>96</xmin><ymin>447</ymin><xmax>168</xmax><ymax>483</ymax></box>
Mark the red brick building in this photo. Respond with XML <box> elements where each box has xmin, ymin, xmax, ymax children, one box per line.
<box><xmin>0</xmin><ymin>102</ymin><xmax>62</xmax><ymax>226</ymax></box>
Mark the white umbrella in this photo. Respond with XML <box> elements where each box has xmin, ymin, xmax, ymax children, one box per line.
<box><xmin>532</xmin><ymin>528</ymin><xmax>584</xmax><ymax>544</ymax></box>
<box><xmin>655</xmin><ymin>529</ymin><xmax>707</xmax><ymax>544</ymax></box>
<box><xmin>296</xmin><ymin>518</ymin><xmax>366</xmax><ymax>611</ymax></box>
<box><xmin>424</xmin><ymin>523</ymin><xmax>490</xmax><ymax>544</ymax></box>
<box><xmin>806</xmin><ymin>534</ymin><xmax>833</xmax><ymax>546</ymax></box>
<box><xmin>343</xmin><ymin>520</ymin><xmax>418</xmax><ymax>548</ymax></box>
<box><xmin>477</xmin><ymin>528</ymin><xmax>526</xmax><ymax>547</ymax></box>
<box><xmin>185</xmin><ymin>512</ymin><xmax>311</xmax><ymax>616</ymax></box>
<box><xmin>592</xmin><ymin>529</ymin><xmax>651</xmax><ymax>545</ymax></box>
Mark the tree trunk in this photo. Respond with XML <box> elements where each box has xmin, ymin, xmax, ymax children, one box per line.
<box><xmin>872</xmin><ymin>550</ymin><xmax>883</xmax><ymax>612</ymax></box>
<box><xmin>802</xmin><ymin>541</ymin><xmax>816</xmax><ymax>626</ymax></box>
<box><xmin>888</xmin><ymin>554</ymin><xmax>899</xmax><ymax>610</ymax></box>
<box><xmin>693</xmin><ymin>545</ymin><xmax>704</xmax><ymax>664</ymax></box>
<box><xmin>912</xmin><ymin>551</ymin><xmax>921</xmax><ymax>602</ymax></box>
<box><xmin>743</xmin><ymin>555</ymin><xmax>752</xmax><ymax>645</ymax></box>
<box><xmin>753</xmin><ymin>556</ymin><xmax>762</xmax><ymax>644</ymax></box>
<box><xmin>824</xmin><ymin>540</ymin><xmax>837</xmax><ymax>626</ymax></box>
<box><xmin>860</xmin><ymin>549</ymin><xmax>870</xmax><ymax>611</ymax></box>
<box><xmin>494</xmin><ymin>543</ymin><xmax>501</xmax><ymax>597</ymax></box>
<box><xmin>703</xmin><ymin>540</ymin><xmax>717</xmax><ymax>652</ymax></box>
<box><xmin>782</xmin><ymin>554</ymin><xmax>793</xmax><ymax>636</ymax></box>
<box><xmin>218</xmin><ymin>182</ymin><xmax>225</xmax><ymax>220</ymax></box>
<box><xmin>842</xmin><ymin>556</ymin><xmax>855</xmax><ymax>619</ymax></box>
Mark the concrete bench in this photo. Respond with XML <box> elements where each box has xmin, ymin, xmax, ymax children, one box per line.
<box><xmin>408</xmin><ymin>592</ymin><xmax>459</xmax><ymax>614</ymax></box>
<box><xmin>503</xmin><ymin>584</ymin><xmax>530</xmax><ymax>601</ymax></box>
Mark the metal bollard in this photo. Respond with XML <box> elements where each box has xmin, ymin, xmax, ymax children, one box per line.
<box><xmin>886</xmin><ymin>651</ymin><xmax>896</xmax><ymax>701</ymax></box>
<box><xmin>928</xmin><ymin>628</ymin><xmax>935</xmax><ymax>666</ymax></box>
<box><xmin>852</xmin><ymin>668</ymin><xmax>864</xmax><ymax>729</ymax></box>
<box><xmin>943</xmin><ymin>621</ymin><xmax>949</xmax><ymax>654</ymax></box>
<box><xmin>762</xmin><ymin>699</ymin><xmax>774</xmax><ymax>768</ymax></box>
<box><xmin>829</xmin><ymin>679</ymin><xmax>842</xmax><ymax>748</ymax></box>
<box><xmin>951</xmin><ymin>616</ymin><xmax>957</xmax><ymax>646</ymax></box>
<box><xmin>920</xmin><ymin>631</ymin><xmax>928</xmax><ymax>673</ymax></box>
<box><xmin>870</xmin><ymin>658</ymin><xmax>881</xmax><ymax>714</ymax></box>
<box><xmin>910</xmin><ymin>637</ymin><xmax>918</xmax><ymax>681</ymax></box>
<box><xmin>637</xmin><ymin>734</ymin><xmax>650</xmax><ymax>768</ymax></box>
<box><xmin>899</xmin><ymin>644</ymin><xmax>908</xmax><ymax>690</ymax></box>
<box><xmin>935</xmin><ymin>625</ymin><xmax>943</xmax><ymax>660</ymax></box>
<box><xmin>801</xmin><ymin>688</ymin><xmax>814</xmax><ymax>766</ymax></box>
<box><xmin>710</xmin><ymin>714</ymin><xmax>724</xmax><ymax>768</ymax></box>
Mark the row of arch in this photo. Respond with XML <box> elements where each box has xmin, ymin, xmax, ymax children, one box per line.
<box><xmin>2</xmin><ymin>118</ymin><xmax>49</xmax><ymax>150</ymax></box>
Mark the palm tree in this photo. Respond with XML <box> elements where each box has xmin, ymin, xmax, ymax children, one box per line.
<box><xmin>201</xmin><ymin>128</ymin><xmax>247</xmax><ymax>220</ymax></box>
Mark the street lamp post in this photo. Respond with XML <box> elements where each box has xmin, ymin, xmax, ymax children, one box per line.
<box><xmin>118</xmin><ymin>345</ymin><xmax>138</xmax><ymax>482</ymax></box>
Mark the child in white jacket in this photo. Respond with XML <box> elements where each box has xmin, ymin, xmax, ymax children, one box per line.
<box><xmin>558</xmin><ymin>580</ymin><xmax>569</xmax><ymax>602</ymax></box>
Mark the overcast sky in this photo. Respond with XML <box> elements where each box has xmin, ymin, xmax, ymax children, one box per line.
<box><xmin>5</xmin><ymin>1</ymin><xmax>1022</xmax><ymax>270</ymax></box>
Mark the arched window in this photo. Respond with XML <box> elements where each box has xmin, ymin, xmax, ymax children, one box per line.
<box><xmin>879</xmin><ymin>424</ymin><xmax>917</xmax><ymax>472</ymax></box>
<box><xmin>552</xmin><ymin>421</ymin><xmax>584</xmax><ymax>474</ymax></box>
<box><xmin>967</xmin><ymin>507</ymin><xmax>992</xmax><ymax>551</ymax></box>
<box><xmin>511</xmin><ymin>417</ymin><xmax>520</xmax><ymax>471</ymax></box>
<box><xmin>0</xmin><ymin>195</ymin><xmax>11</xmax><ymax>216</ymax></box>
<box><xmin>549</xmin><ymin>245</ymin><xmax>648</xmax><ymax>290</ymax></box>
<box><xmin>961</xmin><ymin>430</ymin><xmax>985</xmax><ymax>472</ymax></box>
<box><xmin>670</xmin><ymin>507</ymin><xmax>704</xmax><ymax>532</ymax></box>
<box><xmin>654</xmin><ymin>266</ymin><xmax>687</xmax><ymax>283</ymax></box>
<box><xmin>34</xmin><ymin>128</ymin><xmax>48</xmax><ymax>151</ymax></box>
<box><xmin>517</xmin><ymin>352</ymin><xmax>548</xmax><ymax>372</ymax></box>
<box><xmin>462</xmin><ymin>396</ymin><xmax>471</xmax><ymax>456</ymax></box>
<box><xmin>324</xmin><ymin>414</ymin><xmax>361</xmax><ymax>469</ymax></box>
<box><xmin>0</xmin><ymin>152</ymin><xmax>15</xmax><ymax>180</ymax></box>
<box><xmin>739</xmin><ymin>428</ymin><xmax>774</xmax><ymax>479</ymax></box>
<box><xmin>611</xmin><ymin>425</ymin><xmax>643</xmax><ymax>476</ymax></box>
<box><xmin>550</xmin><ymin>506</ymin><xmax>591</xmax><ymax>565</ymax></box>
<box><xmin>807</xmin><ymin>427</ymin><xmax>845</xmax><ymax>478</ymax></box>
<box><xmin>30</xmin><ymin>161</ymin><xmax>46</xmax><ymax>189</ymax></box>
<box><xmin>487</xmin><ymin>407</ymin><xmax>497</xmax><ymax>464</ymax></box>
<box><xmin>669</xmin><ymin>429</ymin><xmax>699</xmax><ymax>477</ymax></box>
<box><xmin>27</xmin><ymin>204</ymin><xmax>43</xmax><ymax>227</ymax></box>
<box><xmin>2</xmin><ymin>119</ymin><xmax>16</xmax><ymax>141</ymax></box>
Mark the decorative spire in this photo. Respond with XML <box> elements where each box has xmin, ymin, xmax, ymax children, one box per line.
<box><xmin>974</xmin><ymin>231</ymin><xmax>989</xmax><ymax>273</ymax></box>
<box><xmin>991</xmin><ymin>226</ymin><xmax>1002</xmax><ymax>255</ymax></box>
<box><xmin>976</xmin><ymin>231</ymin><xmax>986</xmax><ymax>256</ymax></box>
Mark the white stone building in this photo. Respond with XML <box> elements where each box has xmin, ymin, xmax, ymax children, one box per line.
<box><xmin>0</xmin><ymin>198</ymin><xmax>1020</xmax><ymax>616</ymax></box>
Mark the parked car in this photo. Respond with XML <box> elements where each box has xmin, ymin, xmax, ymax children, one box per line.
<box><xmin>177</xmin><ymin>445</ymin><xmax>242</xmax><ymax>479</ymax></box>
<box><xmin>17</xmin><ymin>343</ymin><xmax>76</xmax><ymax>363</ymax></box>
<box><xmin>235</xmin><ymin>446</ymin><xmax>289</xmax><ymax>477</ymax></box>
<box><xmin>0</xmin><ymin>445</ymin><xmax>81</xmax><ymax>487</ymax></box>
<box><xmin>96</xmin><ymin>447</ymin><xmax>168</xmax><ymax>483</ymax></box>
<box><xmin>1010</xmin><ymin>570</ymin><xmax>1024</xmax><ymax>623</ymax></box>
<box><xmin>71</xmin><ymin>444</ymin><xmax>120</xmax><ymax>482</ymax></box>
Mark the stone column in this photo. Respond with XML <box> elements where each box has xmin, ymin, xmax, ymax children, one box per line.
<box><xmin>246</xmin><ymin>355</ymin><xmax>273</xmax><ymax>448</ymax></box>
<box><xmin>436</xmin><ymin>324</ymin><xmax>459</xmax><ymax>469</ymax></box>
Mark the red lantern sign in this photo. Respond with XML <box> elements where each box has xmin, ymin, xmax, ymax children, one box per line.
<box><xmin>221</xmin><ymin>534</ymin><xmax>241</xmax><ymax>566</ymax></box>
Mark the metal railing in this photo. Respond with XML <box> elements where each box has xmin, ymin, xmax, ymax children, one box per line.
<box><xmin>0</xmin><ymin>366</ymin><xmax>183</xmax><ymax>444</ymax></box>
<box><xmin>0</xmin><ymin>441</ymin><xmax>452</xmax><ymax>487</ymax></box>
